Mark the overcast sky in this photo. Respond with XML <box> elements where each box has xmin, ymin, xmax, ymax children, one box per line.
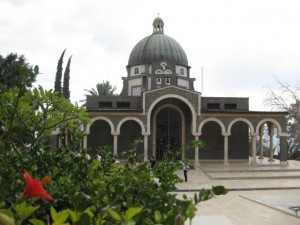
<box><xmin>1</xmin><ymin>0</ymin><xmax>299</xmax><ymax>110</ymax></box>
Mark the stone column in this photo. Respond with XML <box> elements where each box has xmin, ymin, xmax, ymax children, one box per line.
<box><xmin>51</xmin><ymin>128</ymin><xmax>60</xmax><ymax>149</ymax></box>
<box><xmin>259</xmin><ymin>125</ymin><xmax>264</xmax><ymax>159</ymax></box>
<box><xmin>280</xmin><ymin>135</ymin><xmax>288</xmax><ymax>165</ymax></box>
<box><xmin>64</xmin><ymin>129</ymin><xmax>68</xmax><ymax>146</ymax></box>
<box><xmin>58</xmin><ymin>135</ymin><xmax>62</xmax><ymax>148</ymax></box>
<box><xmin>223</xmin><ymin>132</ymin><xmax>230</xmax><ymax>165</ymax></box>
<box><xmin>269</xmin><ymin>124</ymin><xmax>274</xmax><ymax>161</ymax></box>
<box><xmin>83</xmin><ymin>134</ymin><xmax>88</xmax><ymax>149</ymax></box>
<box><xmin>111</xmin><ymin>132</ymin><xmax>120</xmax><ymax>156</ymax></box>
<box><xmin>194</xmin><ymin>136</ymin><xmax>200</xmax><ymax>167</ymax></box>
<box><xmin>152</xmin><ymin>120</ymin><xmax>157</xmax><ymax>158</ymax></box>
<box><xmin>251</xmin><ymin>134</ymin><xmax>258</xmax><ymax>165</ymax></box>
<box><xmin>83</xmin><ymin>131</ymin><xmax>90</xmax><ymax>149</ymax></box>
<box><xmin>143</xmin><ymin>134</ymin><xmax>149</xmax><ymax>162</ymax></box>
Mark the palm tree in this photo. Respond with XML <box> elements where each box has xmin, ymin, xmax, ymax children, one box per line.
<box><xmin>84</xmin><ymin>81</ymin><xmax>117</xmax><ymax>96</ymax></box>
<box><xmin>80</xmin><ymin>81</ymin><xmax>117</xmax><ymax>107</ymax></box>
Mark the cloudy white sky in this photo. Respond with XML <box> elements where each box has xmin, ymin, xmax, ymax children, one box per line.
<box><xmin>1</xmin><ymin>0</ymin><xmax>299</xmax><ymax>110</ymax></box>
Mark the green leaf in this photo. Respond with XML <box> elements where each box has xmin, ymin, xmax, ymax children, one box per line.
<box><xmin>53</xmin><ymin>210</ymin><xmax>69</xmax><ymax>225</ymax></box>
<box><xmin>16</xmin><ymin>202</ymin><xmax>39</xmax><ymax>222</ymax></box>
<box><xmin>52</xmin><ymin>167</ymin><xmax>59</xmax><ymax>178</ymax></box>
<box><xmin>50</xmin><ymin>207</ymin><xmax>58</xmax><ymax>220</ymax></box>
<box><xmin>67</xmin><ymin>210</ymin><xmax>78</xmax><ymax>223</ymax></box>
<box><xmin>124</xmin><ymin>207</ymin><xmax>142</xmax><ymax>221</ymax></box>
<box><xmin>154</xmin><ymin>210</ymin><xmax>161</xmax><ymax>222</ymax></box>
<box><xmin>29</xmin><ymin>218</ymin><xmax>46</xmax><ymax>225</ymax></box>
<box><xmin>193</xmin><ymin>193</ymin><xmax>198</xmax><ymax>204</ymax></box>
<box><xmin>186</xmin><ymin>201</ymin><xmax>196</xmax><ymax>220</ymax></box>
<box><xmin>78</xmin><ymin>213</ymin><xmax>91</xmax><ymax>225</ymax></box>
<box><xmin>126</xmin><ymin>219</ymin><xmax>136</xmax><ymax>225</ymax></box>
<box><xmin>73</xmin><ymin>191</ymin><xmax>92</xmax><ymax>212</ymax></box>
<box><xmin>107</xmin><ymin>209</ymin><xmax>122</xmax><ymax>222</ymax></box>
<box><xmin>212</xmin><ymin>185</ymin><xmax>229</xmax><ymax>195</ymax></box>
<box><xmin>0</xmin><ymin>208</ymin><xmax>13</xmax><ymax>218</ymax></box>
<box><xmin>0</xmin><ymin>212</ymin><xmax>14</xmax><ymax>225</ymax></box>
<box><xmin>199</xmin><ymin>189</ymin><xmax>213</xmax><ymax>201</ymax></box>
<box><xmin>84</xmin><ymin>207</ymin><xmax>94</xmax><ymax>217</ymax></box>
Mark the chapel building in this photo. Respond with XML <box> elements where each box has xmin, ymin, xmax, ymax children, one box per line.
<box><xmin>82</xmin><ymin>17</ymin><xmax>288</xmax><ymax>166</ymax></box>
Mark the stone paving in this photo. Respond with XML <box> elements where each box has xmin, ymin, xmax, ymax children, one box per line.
<box><xmin>240</xmin><ymin>195</ymin><xmax>300</xmax><ymax>217</ymax></box>
<box><xmin>173</xmin><ymin>158</ymin><xmax>300</xmax><ymax>225</ymax></box>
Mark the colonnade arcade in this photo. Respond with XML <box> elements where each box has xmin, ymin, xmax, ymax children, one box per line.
<box><xmin>78</xmin><ymin>115</ymin><xmax>288</xmax><ymax>166</ymax></box>
<box><xmin>197</xmin><ymin>118</ymin><xmax>288</xmax><ymax>166</ymax></box>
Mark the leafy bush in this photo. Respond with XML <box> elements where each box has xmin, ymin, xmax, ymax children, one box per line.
<box><xmin>0</xmin><ymin>85</ymin><xmax>228</xmax><ymax>224</ymax></box>
<box><xmin>0</xmin><ymin>143</ymin><xmax>228</xmax><ymax>224</ymax></box>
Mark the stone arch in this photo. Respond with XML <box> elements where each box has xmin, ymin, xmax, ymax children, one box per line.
<box><xmin>227</xmin><ymin>118</ymin><xmax>253</xmax><ymax>160</ymax></box>
<box><xmin>255</xmin><ymin>118</ymin><xmax>287</xmax><ymax>161</ymax></box>
<box><xmin>86</xmin><ymin>116</ymin><xmax>115</xmax><ymax>150</ymax></box>
<box><xmin>152</xmin><ymin>104</ymin><xmax>186</xmax><ymax>159</ymax></box>
<box><xmin>198</xmin><ymin>118</ymin><xmax>226</xmax><ymax>135</ymax></box>
<box><xmin>199</xmin><ymin>118</ymin><xmax>224</xmax><ymax>159</ymax></box>
<box><xmin>116</xmin><ymin>117</ymin><xmax>146</xmax><ymax>134</ymax></box>
<box><xmin>255</xmin><ymin>118</ymin><xmax>285</xmax><ymax>135</ymax></box>
<box><xmin>227</xmin><ymin>118</ymin><xmax>255</xmax><ymax>134</ymax></box>
<box><xmin>117</xmin><ymin>117</ymin><xmax>145</xmax><ymax>157</ymax></box>
<box><xmin>85</xmin><ymin>116</ymin><xmax>115</xmax><ymax>134</ymax></box>
<box><xmin>146</xmin><ymin>94</ymin><xmax>198</xmax><ymax>135</ymax></box>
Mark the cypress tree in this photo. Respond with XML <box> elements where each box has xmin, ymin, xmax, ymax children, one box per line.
<box><xmin>54</xmin><ymin>49</ymin><xmax>66</xmax><ymax>96</ymax></box>
<box><xmin>62</xmin><ymin>56</ymin><xmax>72</xmax><ymax>99</ymax></box>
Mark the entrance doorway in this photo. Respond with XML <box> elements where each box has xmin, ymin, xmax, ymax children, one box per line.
<box><xmin>156</xmin><ymin>108</ymin><xmax>181</xmax><ymax>160</ymax></box>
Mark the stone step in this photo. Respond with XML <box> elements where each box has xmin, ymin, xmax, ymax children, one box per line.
<box><xmin>203</xmin><ymin>169</ymin><xmax>300</xmax><ymax>173</ymax></box>
<box><xmin>206</xmin><ymin>172</ymin><xmax>300</xmax><ymax>180</ymax></box>
<box><xmin>210</xmin><ymin>175</ymin><xmax>300</xmax><ymax>180</ymax></box>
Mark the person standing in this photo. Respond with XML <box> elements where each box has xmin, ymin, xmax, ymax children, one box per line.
<box><xmin>150</xmin><ymin>156</ymin><xmax>156</xmax><ymax>168</ymax></box>
<box><xmin>181</xmin><ymin>161</ymin><xmax>190</xmax><ymax>182</ymax></box>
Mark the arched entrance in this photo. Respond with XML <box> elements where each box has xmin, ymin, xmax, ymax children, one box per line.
<box><xmin>118</xmin><ymin>120</ymin><xmax>143</xmax><ymax>157</ymax></box>
<box><xmin>87</xmin><ymin>120</ymin><xmax>113</xmax><ymax>151</ymax></box>
<box><xmin>156</xmin><ymin>108</ymin><xmax>181</xmax><ymax>160</ymax></box>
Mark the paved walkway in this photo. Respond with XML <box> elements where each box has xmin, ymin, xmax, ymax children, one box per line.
<box><xmin>174</xmin><ymin>159</ymin><xmax>300</xmax><ymax>225</ymax></box>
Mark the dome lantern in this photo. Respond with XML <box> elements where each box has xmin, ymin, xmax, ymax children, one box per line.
<box><xmin>153</xmin><ymin>17</ymin><xmax>164</xmax><ymax>34</ymax></box>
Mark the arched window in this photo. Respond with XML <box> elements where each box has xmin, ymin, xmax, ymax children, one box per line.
<box><xmin>134</xmin><ymin>67</ymin><xmax>139</xmax><ymax>75</ymax></box>
<box><xmin>156</xmin><ymin>77</ymin><xmax>161</xmax><ymax>84</ymax></box>
<box><xmin>165</xmin><ymin>77</ymin><xmax>170</xmax><ymax>85</ymax></box>
<box><xmin>180</xmin><ymin>68</ymin><xmax>184</xmax><ymax>76</ymax></box>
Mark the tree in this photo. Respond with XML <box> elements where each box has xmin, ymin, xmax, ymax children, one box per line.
<box><xmin>54</xmin><ymin>50</ymin><xmax>73</xmax><ymax>99</ymax></box>
<box><xmin>264</xmin><ymin>78</ymin><xmax>300</xmax><ymax>147</ymax></box>
<box><xmin>54</xmin><ymin>49</ymin><xmax>66</xmax><ymax>95</ymax></box>
<box><xmin>54</xmin><ymin>49</ymin><xmax>66</xmax><ymax>96</ymax></box>
<box><xmin>0</xmin><ymin>53</ymin><xmax>39</xmax><ymax>90</ymax></box>
<box><xmin>62</xmin><ymin>56</ymin><xmax>72</xmax><ymax>99</ymax></box>
<box><xmin>0</xmin><ymin>85</ymin><xmax>89</xmax><ymax>154</ymax></box>
<box><xmin>84</xmin><ymin>80</ymin><xmax>117</xmax><ymax>96</ymax></box>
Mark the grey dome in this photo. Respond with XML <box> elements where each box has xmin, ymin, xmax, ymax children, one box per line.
<box><xmin>128</xmin><ymin>18</ymin><xmax>188</xmax><ymax>67</ymax></box>
<box><xmin>153</xmin><ymin>17</ymin><xmax>164</xmax><ymax>26</ymax></box>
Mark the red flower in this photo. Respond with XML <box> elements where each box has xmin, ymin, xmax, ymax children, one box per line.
<box><xmin>23</xmin><ymin>170</ymin><xmax>53</xmax><ymax>200</ymax></box>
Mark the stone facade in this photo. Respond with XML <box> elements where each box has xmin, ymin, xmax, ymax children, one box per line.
<box><xmin>53</xmin><ymin>17</ymin><xmax>289</xmax><ymax>166</ymax></box>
